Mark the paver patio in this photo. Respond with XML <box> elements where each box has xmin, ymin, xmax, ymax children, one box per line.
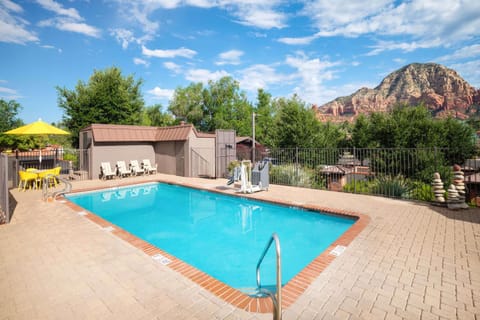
<box><xmin>1</xmin><ymin>173</ymin><xmax>479</xmax><ymax>319</ymax></box>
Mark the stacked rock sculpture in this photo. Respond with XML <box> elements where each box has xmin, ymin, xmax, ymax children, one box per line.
<box><xmin>447</xmin><ymin>164</ymin><xmax>468</xmax><ymax>209</ymax></box>
<box><xmin>452</xmin><ymin>164</ymin><xmax>466</xmax><ymax>202</ymax></box>
<box><xmin>431</xmin><ymin>172</ymin><xmax>446</xmax><ymax>203</ymax></box>
<box><xmin>447</xmin><ymin>184</ymin><xmax>459</xmax><ymax>201</ymax></box>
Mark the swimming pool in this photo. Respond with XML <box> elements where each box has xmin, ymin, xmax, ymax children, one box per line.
<box><xmin>66</xmin><ymin>182</ymin><xmax>356</xmax><ymax>291</ymax></box>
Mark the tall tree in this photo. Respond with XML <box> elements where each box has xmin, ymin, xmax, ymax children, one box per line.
<box><xmin>57</xmin><ymin>67</ymin><xmax>144</xmax><ymax>147</ymax></box>
<box><xmin>168</xmin><ymin>77</ymin><xmax>253</xmax><ymax>135</ymax></box>
<box><xmin>254</xmin><ymin>89</ymin><xmax>277</xmax><ymax>147</ymax></box>
<box><xmin>272</xmin><ymin>95</ymin><xmax>320</xmax><ymax>148</ymax></box>
<box><xmin>202</xmin><ymin>77</ymin><xmax>252</xmax><ymax>134</ymax></box>
<box><xmin>168</xmin><ymin>83</ymin><xmax>205</xmax><ymax>126</ymax></box>
<box><xmin>0</xmin><ymin>99</ymin><xmax>34</xmax><ymax>151</ymax></box>
<box><xmin>141</xmin><ymin>104</ymin><xmax>174</xmax><ymax>127</ymax></box>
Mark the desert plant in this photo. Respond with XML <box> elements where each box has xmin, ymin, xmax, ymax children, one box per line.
<box><xmin>371</xmin><ymin>174</ymin><xmax>412</xmax><ymax>198</ymax></box>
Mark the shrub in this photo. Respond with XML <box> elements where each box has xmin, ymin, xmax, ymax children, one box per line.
<box><xmin>371</xmin><ymin>174</ymin><xmax>412</xmax><ymax>198</ymax></box>
<box><xmin>343</xmin><ymin>180</ymin><xmax>372</xmax><ymax>194</ymax></box>
<box><xmin>269</xmin><ymin>164</ymin><xmax>313</xmax><ymax>187</ymax></box>
<box><xmin>408</xmin><ymin>181</ymin><xmax>435</xmax><ymax>202</ymax></box>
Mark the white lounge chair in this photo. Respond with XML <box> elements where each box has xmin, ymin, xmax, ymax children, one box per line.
<box><xmin>142</xmin><ymin>159</ymin><xmax>157</xmax><ymax>175</ymax></box>
<box><xmin>100</xmin><ymin>162</ymin><xmax>115</xmax><ymax>180</ymax></box>
<box><xmin>116</xmin><ymin>161</ymin><xmax>131</xmax><ymax>178</ymax></box>
<box><xmin>129</xmin><ymin>160</ymin><xmax>144</xmax><ymax>176</ymax></box>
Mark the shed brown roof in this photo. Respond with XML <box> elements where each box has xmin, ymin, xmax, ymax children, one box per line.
<box><xmin>81</xmin><ymin>123</ymin><xmax>213</xmax><ymax>142</ymax></box>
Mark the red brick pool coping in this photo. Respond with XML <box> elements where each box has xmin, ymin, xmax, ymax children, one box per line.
<box><xmin>61</xmin><ymin>180</ymin><xmax>370</xmax><ymax>314</ymax></box>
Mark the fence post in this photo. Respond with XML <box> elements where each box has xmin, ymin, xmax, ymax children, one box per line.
<box><xmin>295</xmin><ymin>147</ymin><xmax>299</xmax><ymax>183</ymax></box>
<box><xmin>353</xmin><ymin>147</ymin><xmax>357</xmax><ymax>194</ymax></box>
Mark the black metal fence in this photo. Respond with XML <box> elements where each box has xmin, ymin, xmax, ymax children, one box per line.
<box><xmin>263</xmin><ymin>147</ymin><xmax>479</xmax><ymax>206</ymax></box>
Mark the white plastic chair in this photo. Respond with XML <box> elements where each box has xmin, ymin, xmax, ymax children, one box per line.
<box><xmin>142</xmin><ymin>159</ymin><xmax>158</xmax><ymax>175</ymax></box>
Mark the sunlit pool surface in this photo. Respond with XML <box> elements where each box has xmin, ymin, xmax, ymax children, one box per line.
<box><xmin>66</xmin><ymin>182</ymin><xmax>356</xmax><ymax>290</ymax></box>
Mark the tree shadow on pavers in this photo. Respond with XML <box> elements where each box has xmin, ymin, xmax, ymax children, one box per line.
<box><xmin>428</xmin><ymin>204</ymin><xmax>480</xmax><ymax>224</ymax></box>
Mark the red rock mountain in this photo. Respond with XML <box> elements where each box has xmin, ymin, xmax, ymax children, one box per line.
<box><xmin>314</xmin><ymin>63</ymin><xmax>480</xmax><ymax>122</ymax></box>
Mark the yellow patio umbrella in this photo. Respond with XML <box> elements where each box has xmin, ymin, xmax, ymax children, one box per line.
<box><xmin>4</xmin><ymin>118</ymin><xmax>70</xmax><ymax>163</ymax></box>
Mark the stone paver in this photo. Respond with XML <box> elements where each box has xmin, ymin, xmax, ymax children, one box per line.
<box><xmin>1</xmin><ymin>173</ymin><xmax>479</xmax><ymax>319</ymax></box>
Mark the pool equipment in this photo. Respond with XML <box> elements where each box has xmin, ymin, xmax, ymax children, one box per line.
<box><xmin>234</xmin><ymin>160</ymin><xmax>269</xmax><ymax>193</ymax></box>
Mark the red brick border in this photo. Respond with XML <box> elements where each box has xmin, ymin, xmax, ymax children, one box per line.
<box><xmin>61</xmin><ymin>180</ymin><xmax>370</xmax><ymax>313</ymax></box>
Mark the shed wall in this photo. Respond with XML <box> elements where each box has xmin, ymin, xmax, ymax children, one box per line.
<box><xmin>90</xmin><ymin>142</ymin><xmax>155</xmax><ymax>179</ymax></box>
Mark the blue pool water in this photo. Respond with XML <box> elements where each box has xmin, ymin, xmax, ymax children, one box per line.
<box><xmin>66</xmin><ymin>183</ymin><xmax>355</xmax><ymax>290</ymax></box>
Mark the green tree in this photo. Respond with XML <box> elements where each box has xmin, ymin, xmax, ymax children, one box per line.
<box><xmin>0</xmin><ymin>99</ymin><xmax>34</xmax><ymax>151</ymax></box>
<box><xmin>141</xmin><ymin>104</ymin><xmax>174</xmax><ymax>127</ymax></box>
<box><xmin>168</xmin><ymin>77</ymin><xmax>253</xmax><ymax>135</ymax></box>
<box><xmin>254</xmin><ymin>89</ymin><xmax>277</xmax><ymax>147</ymax></box>
<box><xmin>168</xmin><ymin>83</ymin><xmax>205</xmax><ymax>126</ymax></box>
<box><xmin>57</xmin><ymin>66</ymin><xmax>144</xmax><ymax>147</ymax></box>
<box><xmin>272</xmin><ymin>95</ymin><xmax>320</xmax><ymax>148</ymax></box>
<box><xmin>202</xmin><ymin>77</ymin><xmax>253</xmax><ymax>135</ymax></box>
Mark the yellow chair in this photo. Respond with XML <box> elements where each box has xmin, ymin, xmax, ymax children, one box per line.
<box><xmin>18</xmin><ymin>170</ymin><xmax>38</xmax><ymax>191</ymax></box>
<box><xmin>38</xmin><ymin>167</ymin><xmax>60</xmax><ymax>188</ymax></box>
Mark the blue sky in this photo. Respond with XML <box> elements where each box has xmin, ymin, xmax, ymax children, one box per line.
<box><xmin>1</xmin><ymin>0</ymin><xmax>479</xmax><ymax>124</ymax></box>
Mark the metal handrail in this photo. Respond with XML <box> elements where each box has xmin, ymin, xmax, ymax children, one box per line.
<box><xmin>42</xmin><ymin>175</ymin><xmax>72</xmax><ymax>200</ymax></box>
<box><xmin>256</xmin><ymin>233</ymin><xmax>282</xmax><ymax>320</ymax></box>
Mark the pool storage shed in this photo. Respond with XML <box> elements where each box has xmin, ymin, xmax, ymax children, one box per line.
<box><xmin>79</xmin><ymin>123</ymin><xmax>236</xmax><ymax>180</ymax></box>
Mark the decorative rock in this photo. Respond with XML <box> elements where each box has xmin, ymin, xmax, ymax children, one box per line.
<box><xmin>431</xmin><ymin>172</ymin><xmax>446</xmax><ymax>203</ymax></box>
<box><xmin>449</xmin><ymin>164</ymin><xmax>467</xmax><ymax>209</ymax></box>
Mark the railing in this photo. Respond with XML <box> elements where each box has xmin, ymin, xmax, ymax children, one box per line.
<box><xmin>263</xmin><ymin>147</ymin><xmax>479</xmax><ymax>206</ymax></box>
<box><xmin>256</xmin><ymin>233</ymin><xmax>282</xmax><ymax>320</ymax></box>
<box><xmin>42</xmin><ymin>175</ymin><xmax>72</xmax><ymax>201</ymax></box>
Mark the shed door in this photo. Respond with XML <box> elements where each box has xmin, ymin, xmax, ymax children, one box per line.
<box><xmin>175</xmin><ymin>142</ymin><xmax>185</xmax><ymax>176</ymax></box>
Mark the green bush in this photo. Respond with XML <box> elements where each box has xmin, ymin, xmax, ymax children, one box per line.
<box><xmin>371</xmin><ymin>174</ymin><xmax>412</xmax><ymax>198</ymax></box>
<box><xmin>270</xmin><ymin>164</ymin><xmax>313</xmax><ymax>187</ymax></box>
<box><xmin>343</xmin><ymin>180</ymin><xmax>372</xmax><ymax>194</ymax></box>
<box><xmin>408</xmin><ymin>181</ymin><xmax>435</xmax><ymax>202</ymax></box>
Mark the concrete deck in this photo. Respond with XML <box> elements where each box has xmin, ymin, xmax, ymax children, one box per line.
<box><xmin>1</xmin><ymin>174</ymin><xmax>479</xmax><ymax>319</ymax></box>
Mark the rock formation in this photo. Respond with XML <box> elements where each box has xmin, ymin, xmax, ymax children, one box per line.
<box><xmin>431</xmin><ymin>172</ymin><xmax>446</xmax><ymax>203</ymax></box>
<box><xmin>315</xmin><ymin>63</ymin><xmax>480</xmax><ymax>122</ymax></box>
<box><xmin>447</xmin><ymin>164</ymin><xmax>469</xmax><ymax>209</ymax></box>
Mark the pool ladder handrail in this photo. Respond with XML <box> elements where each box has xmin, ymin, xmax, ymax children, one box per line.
<box><xmin>256</xmin><ymin>233</ymin><xmax>282</xmax><ymax>320</ymax></box>
<box><xmin>42</xmin><ymin>175</ymin><xmax>72</xmax><ymax>201</ymax></box>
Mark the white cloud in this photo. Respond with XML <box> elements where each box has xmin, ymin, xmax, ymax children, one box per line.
<box><xmin>438</xmin><ymin>44</ymin><xmax>480</xmax><ymax>62</ymax></box>
<box><xmin>0</xmin><ymin>1</ymin><xmax>39</xmax><ymax>44</ymax></box>
<box><xmin>450</xmin><ymin>59</ymin><xmax>480</xmax><ymax>88</ymax></box>
<box><xmin>278</xmin><ymin>35</ymin><xmax>318</xmax><ymax>45</ymax></box>
<box><xmin>284</xmin><ymin>51</ymin><xmax>340</xmax><ymax>104</ymax></box>
<box><xmin>0</xmin><ymin>85</ymin><xmax>21</xmax><ymax>99</ymax></box>
<box><xmin>293</xmin><ymin>0</ymin><xmax>480</xmax><ymax>53</ymax></box>
<box><xmin>142</xmin><ymin>45</ymin><xmax>197</xmax><ymax>59</ymax></box>
<box><xmin>229</xmin><ymin>3</ymin><xmax>287</xmax><ymax>29</ymax></box>
<box><xmin>110</xmin><ymin>28</ymin><xmax>135</xmax><ymax>49</ymax></box>
<box><xmin>36</xmin><ymin>0</ymin><xmax>101</xmax><ymax>38</ymax></box>
<box><xmin>366</xmin><ymin>38</ymin><xmax>442</xmax><ymax>56</ymax></box>
<box><xmin>111</xmin><ymin>0</ymin><xmax>287</xmax><ymax>38</ymax></box>
<box><xmin>237</xmin><ymin>64</ymin><xmax>292</xmax><ymax>92</ymax></box>
<box><xmin>148</xmin><ymin>86</ymin><xmax>175</xmax><ymax>100</ymax></box>
<box><xmin>164</xmin><ymin>62</ymin><xmax>182</xmax><ymax>74</ymax></box>
<box><xmin>55</xmin><ymin>20</ymin><xmax>101</xmax><ymax>37</ymax></box>
<box><xmin>133</xmin><ymin>57</ymin><xmax>149</xmax><ymax>66</ymax></box>
<box><xmin>36</xmin><ymin>0</ymin><xmax>81</xmax><ymax>20</ymax></box>
<box><xmin>216</xmin><ymin>50</ymin><xmax>243</xmax><ymax>65</ymax></box>
<box><xmin>185</xmin><ymin>69</ymin><xmax>230</xmax><ymax>83</ymax></box>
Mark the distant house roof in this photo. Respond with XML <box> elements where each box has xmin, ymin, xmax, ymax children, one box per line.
<box><xmin>81</xmin><ymin>123</ymin><xmax>214</xmax><ymax>143</ymax></box>
<box><xmin>320</xmin><ymin>165</ymin><xmax>354</xmax><ymax>175</ymax></box>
